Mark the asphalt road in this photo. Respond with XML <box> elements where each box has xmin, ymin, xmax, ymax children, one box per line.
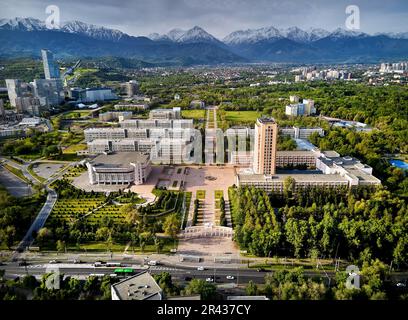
<box><xmin>2</xmin><ymin>262</ymin><xmax>407</xmax><ymax>286</ymax></box>
<box><xmin>0</xmin><ymin>263</ymin><xmax>285</xmax><ymax>285</ymax></box>
<box><xmin>0</xmin><ymin>165</ymin><xmax>33</xmax><ymax>197</ymax></box>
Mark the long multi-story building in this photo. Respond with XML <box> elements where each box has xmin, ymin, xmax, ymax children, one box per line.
<box><xmin>285</xmin><ymin>99</ymin><xmax>316</xmax><ymax>116</ymax></box>
<box><xmin>70</xmin><ymin>87</ymin><xmax>118</xmax><ymax>103</ymax></box>
<box><xmin>84</xmin><ymin>128</ymin><xmax>127</xmax><ymax>142</ymax></box>
<box><xmin>119</xmin><ymin>119</ymin><xmax>193</xmax><ymax>129</ymax></box>
<box><xmin>236</xmin><ymin>118</ymin><xmax>381</xmax><ymax>192</ymax></box>
<box><xmin>253</xmin><ymin>118</ymin><xmax>278</xmax><ymax>175</ymax></box>
<box><xmin>275</xmin><ymin>151</ymin><xmax>317</xmax><ymax>168</ymax></box>
<box><xmin>86</xmin><ymin>152</ymin><xmax>151</xmax><ymax>185</ymax></box>
<box><xmin>99</xmin><ymin>111</ymin><xmax>132</xmax><ymax>122</ymax></box>
<box><xmin>87</xmin><ymin>139</ymin><xmax>157</xmax><ymax>154</ymax></box>
<box><xmin>280</xmin><ymin>126</ymin><xmax>324</xmax><ymax>139</ymax></box>
<box><xmin>84</xmin><ymin>127</ymin><xmax>196</xmax><ymax>143</ymax></box>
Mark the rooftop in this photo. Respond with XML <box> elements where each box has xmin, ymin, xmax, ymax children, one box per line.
<box><xmin>111</xmin><ymin>271</ymin><xmax>162</xmax><ymax>300</ymax></box>
<box><xmin>257</xmin><ymin>117</ymin><xmax>276</xmax><ymax>124</ymax></box>
<box><xmin>91</xmin><ymin>152</ymin><xmax>149</xmax><ymax>167</ymax></box>
<box><xmin>276</xmin><ymin>150</ymin><xmax>316</xmax><ymax>157</ymax></box>
<box><xmin>237</xmin><ymin>172</ymin><xmax>349</xmax><ymax>183</ymax></box>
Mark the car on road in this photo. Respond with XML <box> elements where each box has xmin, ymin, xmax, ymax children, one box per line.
<box><xmin>148</xmin><ymin>260</ymin><xmax>158</xmax><ymax>266</ymax></box>
<box><xmin>93</xmin><ymin>261</ymin><xmax>106</xmax><ymax>267</ymax></box>
<box><xmin>69</xmin><ymin>259</ymin><xmax>81</xmax><ymax>264</ymax></box>
<box><xmin>18</xmin><ymin>261</ymin><xmax>29</xmax><ymax>266</ymax></box>
<box><xmin>226</xmin><ymin>275</ymin><xmax>235</xmax><ymax>280</ymax></box>
<box><xmin>257</xmin><ymin>268</ymin><xmax>266</xmax><ymax>272</ymax></box>
<box><xmin>49</xmin><ymin>260</ymin><xmax>59</xmax><ymax>264</ymax></box>
<box><xmin>184</xmin><ymin>276</ymin><xmax>192</xmax><ymax>281</ymax></box>
<box><xmin>396</xmin><ymin>282</ymin><xmax>406</xmax><ymax>288</ymax></box>
<box><xmin>206</xmin><ymin>277</ymin><xmax>214</xmax><ymax>282</ymax></box>
<box><xmin>197</xmin><ymin>266</ymin><xmax>205</xmax><ymax>271</ymax></box>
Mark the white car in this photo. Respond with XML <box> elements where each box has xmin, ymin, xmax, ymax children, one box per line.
<box><xmin>197</xmin><ymin>266</ymin><xmax>205</xmax><ymax>271</ymax></box>
<box><xmin>396</xmin><ymin>282</ymin><xmax>406</xmax><ymax>288</ymax></box>
<box><xmin>226</xmin><ymin>275</ymin><xmax>235</xmax><ymax>280</ymax></box>
<box><xmin>206</xmin><ymin>277</ymin><xmax>214</xmax><ymax>282</ymax></box>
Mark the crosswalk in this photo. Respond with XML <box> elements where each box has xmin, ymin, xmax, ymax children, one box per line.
<box><xmin>148</xmin><ymin>266</ymin><xmax>180</xmax><ymax>271</ymax></box>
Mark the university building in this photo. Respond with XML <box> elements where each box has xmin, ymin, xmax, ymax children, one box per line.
<box><xmin>86</xmin><ymin>152</ymin><xmax>151</xmax><ymax>185</ymax></box>
<box><xmin>236</xmin><ymin>118</ymin><xmax>381</xmax><ymax>192</ymax></box>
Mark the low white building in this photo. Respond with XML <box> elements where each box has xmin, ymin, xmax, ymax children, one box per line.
<box><xmin>111</xmin><ymin>271</ymin><xmax>162</xmax><ymax>300</ymax></box>
<box><xmin>99</xmin><ymin>111</ymin><xmax>132</xmax><ymax>122</ymax></box>
<box><xmin>149</xmin><ymin>107</ymin><xmax>181</xmax><ymax>120</ymax></box>
<box><xmin>87</xmin><ymin>152</ymin><xmax>151</xmax><ymax>185</ymax></box>
<box><xmin>280</xmin><ymin>126</ymin><xmax>324</xmax><ymax>139</ymax></box>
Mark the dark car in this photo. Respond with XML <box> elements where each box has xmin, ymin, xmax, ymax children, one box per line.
<box><xmin>184</xmin><ymin>276</ymin><xmax>192</xmax><ymax>281</ymax></box>
<box><xmin>18</xmin><ymin>261</ymin><xmax>29</xmax><ymax>266</ymax></box>
<box><xmin>257</xmin><ymin>268</ymin><xmax>266</xmax><ymax>272</ymax></box>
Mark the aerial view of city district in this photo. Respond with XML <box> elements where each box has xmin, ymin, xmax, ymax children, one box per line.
<box><xmin>0</xmin><ymin>0</ymin><xmax>407</xmax><ymax>314</ymax></box>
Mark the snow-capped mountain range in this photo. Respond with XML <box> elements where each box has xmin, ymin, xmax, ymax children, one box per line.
<box><xmin>0</xmin><ymin>17</ymin><xmax>128</xmax><ymax>42</ymax></box>
<box><xmin>0</xmin><ymin>17</ymin><xmax>407</xmax><ymax>64</ymax></box>
<box><xmin>1</xmin><ymin>17</ymin><xmax>406</xmax><ymax>45</ymax></box>
<box><xmin>149</xmin><ymin>26</ymin><xmax>222</xmax><ymax>44</ymax></box>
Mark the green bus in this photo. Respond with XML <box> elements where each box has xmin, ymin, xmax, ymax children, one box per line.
<box><xmin>114</xmin><ymin>268</ymin><xmax>135</xmax><ymax>275</ymax></box>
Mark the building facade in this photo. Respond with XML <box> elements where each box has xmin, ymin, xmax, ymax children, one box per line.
<box><xmin>87</xmin><ymin>152</ymin><xmax>151</xmax><ymax>185</ymax></box>
<box><xmin>253</xmin><ymin>118</ymin><xmax>278</xmax><ymax>175</ymax></box>
<box><xmin>41</xmin><ymin>49</ymin><xmax>60</xmax><ymax>80</ymax></box>
<box><xmin>149</xmin><ymin>107</ymin><xmax>181</xmax><ymax>120</ymax></box>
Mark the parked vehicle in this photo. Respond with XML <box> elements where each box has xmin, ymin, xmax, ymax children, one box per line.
<box><xmin>197</xmin><ymin>266</ymin><xmax>205</xmax><ymax>271</ymax></box>
<box><xmin>226</xmin><ymin>275</ymin><xmax>235</xmax><ymax>280</ymax></box>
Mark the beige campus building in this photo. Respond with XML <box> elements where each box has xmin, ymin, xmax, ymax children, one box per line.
<box><xmin>253</xmin><ymin>118</ymin><xmax>278</xmax><ymax>175</ymax></box>
<box><xmin>237</xmin><ymin>117</ymin><xmax>381</xmax><ymax>192</ymax></box>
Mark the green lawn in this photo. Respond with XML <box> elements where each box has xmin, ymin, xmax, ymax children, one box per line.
<box><xmin>196</xmin><ymin>190</ymin><xmax>206</xmax><ymax>199</ymax></box>
<box><xmin>62</xmin><ymin>110</ymin><xmax>93</xmax><ymax>119</ymax></box>
<box><xmin>63</xmin><ymin>143</ymin><xmax>87</xmax><ymax>154</ymax></box>
<box><xmin>214</xmin><ymin>190</ymin><xmax>224</xmax><ymax>199</ymax></box>
<box><xmin>224</xmin><ymin>111</ymin><xmax>262</xmax><ymax>124</ymax></box>
<box><xmin>181</xmin><ymin>109</ymin><xmax>206</xmax><ymax>120</ymax></box>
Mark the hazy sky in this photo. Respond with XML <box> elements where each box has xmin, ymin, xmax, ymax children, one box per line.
<box><xmin>1</xmin><ymin>0</ymin><xmax>407</xmax><ymax>38</ymax></box>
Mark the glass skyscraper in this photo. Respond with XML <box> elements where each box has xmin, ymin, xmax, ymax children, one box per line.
<box><xmin>41</xmin><ymin>49</ymin><xmax>60</xmax><ymax>79</ymax></box>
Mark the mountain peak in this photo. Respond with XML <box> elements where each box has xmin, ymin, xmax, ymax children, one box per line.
<box><xmin>149</xmin><ymin>26</ymin><xmax>220</xmax><ymax>44</ymax></box>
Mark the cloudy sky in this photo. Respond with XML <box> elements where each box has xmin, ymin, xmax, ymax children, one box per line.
<box><xmin>1</xmin><ymin>0</ymin><xmax>407</xmax><ymax>38</ymax></box>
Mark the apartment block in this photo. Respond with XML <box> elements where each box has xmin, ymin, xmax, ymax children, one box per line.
<box><xmin>253</xmin><ymin>118</ymin><xmax>278</xmax><ymax>175</ymax></box>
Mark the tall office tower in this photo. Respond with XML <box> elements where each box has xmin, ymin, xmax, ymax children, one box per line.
<box><xmin>41</xmin><ymin>49</ymin><xmax>60</xmax><ymax>79</ymax></box>
<box><xmin>253</xmin><ymin>117</ymin><xmax>278</xmax><ymax>175</ymax></box>
<box><xmin>5</xmin><ymin>79</ymin><xmax>30</xmax><ymax>107</ymax></box>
